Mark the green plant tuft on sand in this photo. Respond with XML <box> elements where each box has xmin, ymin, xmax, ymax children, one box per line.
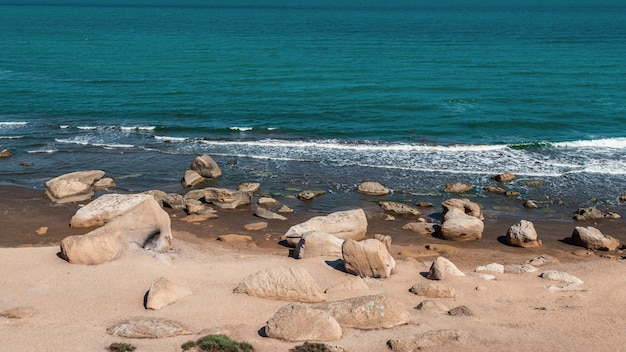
<box><xmin>181</xmin><ymin>334</ymin><xmax>254</xmax><ymax>352</ymax></box>
<box><xmin>108</xmin><ymin>342</ymin><xmax>136</xmax><ymax>352</ymax></box>
<box><xmin>289</xmin><ymin>342</ymin><xmax>330</xmax><ymax>352</ymax></box>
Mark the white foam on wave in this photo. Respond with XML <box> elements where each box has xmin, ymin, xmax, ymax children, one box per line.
<box><xmin>230</xmin><ymin>126</ymin><xmax>253</xmax><ymax>132</ymax></box>
<box><xmin>0</xmin><ymin>121</ymin><xmax>28</xmax><ymax>127</ymax></box>
<box><xmin>155</xmin><ymin>135</ymin><xmax>188</xmax><ymax>142</ymax></box>
<box><xmin>0</xmin><ymin>135</ymin><xmax>23</xmax><ymax>139</ymax></box>
<box><xmin>27</xmin><ymin>148</ymin><xmax>57</xmax><ymax>154</ymax></box>
<box><xmin>59</xmin><ymin>125</ymin><xmax>69</xmax><ymax>129</ymax></box>
<box><xmin>121</xmin><ymin>126</ymin><xmax>156</xmax><ymax>131</ymax></box>
<box><xmin>553</xmin><ymin>137</ymin><xmax>626</xmax><ymax>149</ymax></box>
<box><xmin>55</xmin><ymin>137</ymin><xmax>90</xmax><ymax>145</ymax></box>
<box><xmin>93</xmin><ymin>143</ymin><xmax>135</xmax><ymax>149</ymax></box>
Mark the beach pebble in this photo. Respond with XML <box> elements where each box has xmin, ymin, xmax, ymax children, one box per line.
<box><xmin>504</xmin><ymin>264</ymin><xmax>537</xmax><ymax>274</ymax></box>
<box><xmin>467</xmin><ymin>272</ymin><xmax>496</xmax><ymax>280</ymax></box>
<box><xmin>35</xmin><ymin>226</ymin><xmax>48</xmax><ymax>235</ymax></box>
<box><xmin>425</xmin><ymin>243</ymin><xmax>459</xmax><ymax>254</ymax></box>
<box><xmin>505</xmin><ymin>191</ymin><xmax>520</xmax><ymax>197</ymax></box>
<box><xmin>0</xmin><ymin>149</ymin><xmax>12</xmax><ymax>158</ymax></box>
<box><xmin>523</xmin><ymin>200</ymin><xmax>538</xmax><ymax>209</ymax></box>
<box><xmin>483</xmin><ymin>186</ymin><xmax>506</xmax><ymax>194</ymax></box>
<box><xmin>540</xmin><ymin>270</ymin><xmax>583</xmax><ymax>285</ymax></box>
<box><xmin>244</xmin><ymin>222</ymin><xmax>268</xmax><ymax>231</ymax></box>
<box><xmin>416</xmin><ymin>202</ymin><xmax>433</xmax><ymax>207</ymax></box>
<box><xmin>278</xmin><ymin>205</ymin><xmax>294</xmax><ymax>213</ymax></box>
<box><xmin>402</xmin><ymin>222</ymin><xmax>437</xmax><ymax>236</ymax></box>
<box><xmin>217</xmin><ymin>234</ymin><xmax>253</xmax><ymax>242</ymax></box>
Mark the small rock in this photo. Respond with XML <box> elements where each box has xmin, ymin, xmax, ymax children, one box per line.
<box><xmin>425</xmin><ymin>243</ymin><xmax>458</xmax><ymax>254</ymax></box>
<box><xmin>238</xmin><ymin>182</ymin><xmax>260</xmax><ymax>193</ymax></box>
<box><xmin>474</xmin><ymin>263</ymin><xmax>504</xmax><ymax>273</ymax></box>
<box><xmin>379</xmin><ymin>201</ymin><xmax>421</xmax><ymax>216</ymax></box>
<box><xmin>0</xmin><ymin>306</ymin><xmax>35</xmax><ymax>319</ymax></box>
<box><xmin>20</xmin><ymin>161</ymin><xmax>32</xmax><ymax>167</ymax></box>
<box><xmin>493</xmin><ymin>173</ymin><xmax>516</xmax><ymax>182</ymax></box>
<box><xmin>526</xmin><ymin>255</ymin><xmax>558</xmax><ymax>266</ymax></box>
<box><xmin>444</xmin><ymin>182</ymin><xmax>473</xmax><ymax>193</ymax></box>
<box><xmin>357</xmin><ymin>181</ymin><xmax>391</xmax><ymax>196</ymax></box>
<box><xmin>402</xmin><ymin>222</ymin><xmax>437</xmax><ymax>236</ymax></box>
<box><xmin>145</xmin><ymin>277</ymin><xmax>192</xmax><ymax>310</ymax></box>
<box><xmin>163</xmin><ymin>193</ymin><xmax>186</xmax><ymax>210</ymax></box>
<box><xmin>523</xmin><ymin>200</ymin><xmax>538</xmax><ymax>209</ymax></box>
<box><xmin>416</xmin><ymin>300</ymin><xmax>449</xmax><ymax>313</ymax></box>
<box><xmin>620</xmin><ymin>194</ymin><xmax>626</xmax><ymax>202</ymax></box>
<box><xmin>505</xmin><ymin>220</ymin><xmax>542</xmax><ymax>248</ymax></box>
<box><xmin>297</xmin><ymin>190</ymin><xmax>326</xmax><ymax>200</ymax></box>
<box><xmin>36</xmin><ymin>227</ymin><xmax>48</xmax><ymax>235</ymax></box>
<box><xmin>278</xmin><ymin>205</ymin><xmax>294</xmax><ymax>213</ymax></box>
<box><xmin>244</xmin><ymin>222</ymin><xmax>268</xmax><ymax>231</ymax></box>
<box><xmin>416</xmin><ymin>202</ymin><xmax>433</xmax><ymax>207</ymax></box>
<box><xmin>0</xmin><ymin>149</ymin><xmax>12</xmax><ymax>158</ymax></box>
<box><xmin>467</xmin><ymin>272</ymin><xmax>496</xmax><ymax>280</ymax></box>
<box><xmin>573</xmin><ymin>207</ymin><xmax>603</xmax><ymax>221</ymax></box>
<box><xmin>504</xmin><ymin>264</ymin><xmax>537</xmax><ymax>273</ymax></box>
<box><xmin>505</xmin><ymin>191</ymin><xmax>521</xmax><ymax>197</ymax></box>
<box><xmin>255</xmin><ymin>207</ymin><xmax>287</xmax><ymax>220</ymax></box>
<box><xmin>409</xmin><ymin>282</ymin><xmax>456</xmax><ymax>298</ymax></box>
<box><xmin>181</xmin><ymin>214</ymin><xmax>216</xmax><ymax>222</ymax></box>
<box><xmin>257</xmin><ymin>197</ymin><xmax>279</xmax><ymax>206</ymax></box>
<box><xmin>388</xmin><ymin>330</ymin><xmax>464</xmax><ymax>352</ymax></box>
<box><xmin>426</xmin><ymin>257</ymin><xmax>465</xmax><ymax>280</ymax></box>
<box><xmin>181</xmin><ymin>169</ymin><xmax>205</xmax><ymax>188</ymax></box>
<box><xmin>448</xmin><ymin>305</ymin><xmax>473</xmax><ymax>316</ymax></box>
<box><xmin>604</xmin><ymin>211</ymin><xmax>621</xmax><ymax>219</ymax></box>
<box><xmin>483</xmin><ymin>186</ymin><xmax>506</xmax><ymax>194</ymax></box>
<box><xmin>217</xmin><ymin>234</ymin><xmax>253</xmax><ymax>242</ymax></box>
<box><xmin>107</xmin><ymin>318</ymin><xmax>191</xmax><ymax>338</ymax></box>
<box><xmin>520</xmin><ymin>179</ymin><xmax>544</xmax><ymax>187</ymax></box>
<box><xmin>540</xmin><ymin>270</ymin><xmax>583</xmax><ymax>285</ymax></box>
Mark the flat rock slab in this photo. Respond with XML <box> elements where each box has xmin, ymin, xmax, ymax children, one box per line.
<box><xmin>311</xmin><ymin>294</ymin><xmax>411</xmax><ymax>330</ymax></box>
<box><xmin>265</xmin><ymin>303</ymin><xmax>342</xmax><ymax>342</ymax></box>
<box><xmin>234</xmin><ymin>266</ymin><xmax>326</xmax><ymax>303</ymax></box>
<box><xmin>70</xmin><ymin>193</ymin><xmax>154</xmax><ymax>228</ymax></box>
<box><xmin>388</xmin><ymin>329</ymin><xmax>464</xmax><ymax>351</ymax></box>
<box><xmin>107</xmin><ymin>317</ymin><xmax>192</xmax><ymax>338</ymax></box>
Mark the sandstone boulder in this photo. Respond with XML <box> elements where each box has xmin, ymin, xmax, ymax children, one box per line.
<box><xmin>573</xmin><ymin>207</ymin><xmax>603</xmax><ymax>221</ymax></box>
<box><xmin>388</xmin><ymin>330</ymin><xmax>464</xmax><ymax>351</ymax></box>
<box><xmin>311</xmin><ymin>294</ymin><xmax>411</xmax><ymax>330</ymax></box>
<box><xmin>294</xmin><ymin>231</ymin><xmax>344</xmax><ymax>259</ymax></box>
<box><xmin>440</xmin><ymin>208</ymin><xmax>483</xmax><ymax>241</ymax></box>
<box><xmin>59</xmin><ymin>197</ymin><xmax>172</xmax><ymax>265</ymax></box>
<box><xmin>374</xmin><ymin>233</ymin><xmax>392</xmax><ymax>252</ymax></box>
<box><xmin>357</xmin><ymin>181</ymin><xmax>391</xmax><ymax>196</ymax></box>
<box><xmin>145</xmin><ymin>277</ymin><xmax>192</xmax><ymax>311</ymax></box>
<box><xmin>285</xmin><ymin>209</ymin><xmax>367</xmax><ymax>247</ymax></box>
<box><xmin>93</xmin><ymin>177</ymin><xmax>115</xmax><ymax>189</ymax></box>
<box><xmin>426</xmin><ymin>257</ymin><xmax>465</xmax><ymax>280</ymax></box>
<box><xmin>234</xmin><ymin>266</ymin><xmax>326</xmax><ymax>303</ymax></box>
<box><xmin>255</xmin><ymin>207</ymin><xmax>287</xmax><ymax>220</ymax></box>
<box><xmin>505</xmin><ymin>220</ymin><xmax>542</xmax><ymax>248</ymax></box>
<box><xmin>379</xmin><ymin>201</ymin><xmax>421</xmax><ymax>216</ymax></box>
<box><xmin>163</xmin><ymin>193</ymin><xmax>186</xmax><ymax>210</ymax></box>
<box><xmin>45</xmin><ymin>170</ymin><xmax>105</xmax><ymax>203</ymax></box>
<box><xmin>441</xmin><ymin>198</ymin><xmax>483</xmax><ymax>219</ymax></box>
<box><xmin>264</xmin><ymin>304</ymin><xmax>342</xmax><ymax>342</ymax></box>
<box><xmin>572</xmin><ymin>226</ymin><xmax>620</xmax><ymax>251</ymax></box>
<box><xmin>182</xmin><ymin>169</ymin><xmax>205</xmax><ymax>188</ymax></box>
<box><xmin>204</xmin><ymin>187</ymin><xmax>252</xmax><ymax>209</ymax></box>
<box><xmin>409</xmin><ymin>282</ymin><xmax>456</xmax><ymax>298</ymax></box>
<box><xmin>70</xmin><ymin>193</ymin><xmax>155</xmax><ymax>228</ymax></box>
<box><xmin>416</xmin><ymin>300</ymin><xmax>449</xmax><ymax>313</ymax></box>
<box><xmin>189</xmin><ymin>154</ymin><xmax>222</xmax><ymax>178</ymax></box>
<box><xmin>107</xmin><ymin>317</ymin><xmax>192</xmax><ymax>338</ymax></box>
<box><xmin>342</xmin><ymin>239</ymin><xmax>396</xmax><ymax>279</ymax></box>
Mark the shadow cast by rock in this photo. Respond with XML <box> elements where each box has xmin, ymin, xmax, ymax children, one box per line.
<box><xmin>325</xmin><ymin>259</ymin><xmax>346</xmax><ymax>273</ymax></box>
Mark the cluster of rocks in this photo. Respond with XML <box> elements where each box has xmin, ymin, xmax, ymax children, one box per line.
<box><xmin>45</xmin><ymin>170</ymin><xmax>115</xmax><ymax>203</ymax></box>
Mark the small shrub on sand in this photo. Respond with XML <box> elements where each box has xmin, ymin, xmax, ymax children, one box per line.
<box><xmin>181</xmin><ymin>334</ymin><xmax>254</xmax><ymax>352</ymax></box>
<box><xmin>290</xmin><ymin>342</ymin><xmax>330</xmax><ymax>352</ymax></box>
<box><xmin>108</xmin><ymin>342</ymin><xmax>136</xmax><ymax>352</ymax></box>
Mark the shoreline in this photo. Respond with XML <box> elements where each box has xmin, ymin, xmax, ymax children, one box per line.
<box><xmin>1</xmin><ymin>184</ymin><xmax>625</xmax><ymax>351</ymax></box>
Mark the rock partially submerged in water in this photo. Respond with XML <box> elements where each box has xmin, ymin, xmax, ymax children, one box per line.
<box><xmin>357</xmin><ymin>181</ymin><xmax>391</xmax><ymax>196</ymax></box>
<box><xmin>379</xmin><ymin>201</ymin><xmax>421</xmax><ymax>216</ymax></box>
<box><xmin>190</xmin><ymin>154</ymin><xmax>222</xmax><ymax>178</ymax></box>
<box><xmin>573</xmin><ymin>207</ymin><xmax>604</xmax><ymax>221</ymax></box>
<box><xmin>443</xmin><ymin>182</ymin><xmax>473</xmax><ymax>193</ymax></box>
<box><xmin>493</xmin><ymin>173</ymin><xmax>516</xmax><ymax>182</ymax></box>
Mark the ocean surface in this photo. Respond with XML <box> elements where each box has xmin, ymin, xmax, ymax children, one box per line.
<box><xmin>1</xmin><ymin>0</ymin><xmax>626</xmax><ymax>219</ymax></box>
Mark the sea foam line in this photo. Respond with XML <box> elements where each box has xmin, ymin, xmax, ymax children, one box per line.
<box><xmin>553</xmin><ymin>137</ymin><xmax>626</xmax><ymax>149</ymax></box>
<box><xmin>0</xmin><ymin>121</ymin><xmax>28</xmax><ymax>127</ymax></box>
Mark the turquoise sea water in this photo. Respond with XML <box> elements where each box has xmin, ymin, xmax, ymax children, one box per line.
<box><xmin>1</xmin><ymin>1</ymin><xmax>626</xmax><ymax>216</ymax></box>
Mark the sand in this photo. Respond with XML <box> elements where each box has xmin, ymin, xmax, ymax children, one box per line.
<box><xmin>1</xmin><ymin>186</ymin><xmax>625</xmax><ymax>351</ymax></box>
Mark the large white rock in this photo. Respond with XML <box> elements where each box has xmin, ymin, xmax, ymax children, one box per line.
<box><xmin>59</xmin><ymin>197</ymin><xmax>172</xmax><ymax>265</ymax></box>
<box><xmin>572</xmin><ymin>226</ymin><xmax>620</xmax><ymax>251</ymax></box>
<box><xmin>285</xmin><ymin>209</ymin><xmax>367</xmax><ymax>247</ymax></box>
<box><xmin>440</xmin><ymin>208</ymin><xmax>483</xmax><ymax>241</ymax></box>
<box><xmin>70</xmin><ymin>193</ymin><xmax>155</xmax><ymax>228</ymax></box>
<box><xmin>294</xmin><ymin>231</ymin><xmax>345</xmax><ymax>259</ymax></box>
<box><xmin>233</xmin><ymin>266</ymin><xmax>326</xmax><ymax>303</ymax></box>
<box><xmin>189</xmin><ymin>154</ymin><xmax>222</xmax><ymax>178</ymax></box>
<box><xmin>426</xmin><ymin>257</ymin><xmax>466</xmax><ymax>280</ymax></box>
<box><xmin>264</xmin><ymin>304</ymin><xmax>342</xmax><ymax>342</ymax></box>
<box><xmin>145</xmin><ymin>277</ymin><xmax>192</xmax><ymax>311</ymax></box>
<box><xmin>342</xmin><ymin>239</ymin><xmax>396</xmax><ymax>278</ymax></box>
<box><xmin>45</xmin><ymin>170</ymin><xmax>105</xmax><ymax>203</ymax></box>
<box><xmin>506</xmin><ymin>220</ymin><xmax>542</xmax><ymax>248</ymax></box>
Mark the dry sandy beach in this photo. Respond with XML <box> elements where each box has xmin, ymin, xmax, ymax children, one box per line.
<box><xmin>1</xmin><ymin>186</ymin><xmax>625</xmax><ymax>352</ymax></box>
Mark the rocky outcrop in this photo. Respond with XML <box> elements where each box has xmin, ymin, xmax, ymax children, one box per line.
<box><xmin>311</xmin><ymin>294</ymin><xmax>411</xmax><ymax>330</ymax></box>
<box><xmin>441</xmin><ymin>198</ymin><xmax>482</xmax><ymax>219</ymax></box>
<box><xmin>342</xmin><ymin>239</ymin><xmax>396</xmax><ymax>279</ymax></box>
<box><xmin>357</xmin><ymin>181</ymin><xmax>391</xmax><ymax>196</ymax></box>
<box><xmin>284</xmin><ymin>209</ymin><xmax>367</xmax><ymax>247</ymax></box>
<box><xmin>379</xmin><ymin>201</ymin><xmax>421</xmax><ymax>216</ymax></box>
<box><xmin>59</xmin><ymin>197</ymin><xmax>172</xmax><ymax>265</ymax></box>
<box><xmin>264</xmin><ymin>304</ymin><xmax>342</xmax><ymax>342</ymax></box>
<box><xmin>107</xmin><ymin>317</ymin><xmax>192</xmax><ymax>338</ymax></box>
<box><xmin>294</xmin><ymin>231</ymin><xmax>344</xmax><ymax>259</ymax></box>
<box><xmin>571</xmin><ymin>226</ymin><xmax>620</xmax><ymax>251</ymax></box>
<box><xmin>440</xmin><ymin>208</ymin><xmax>483</xmax><ymax>241</ymax></box>
<box><xmin>70</xmin><ymin>193</ymin><xmax>155</xmax><ymax>228</ymax></box>
<box><xmin>145</xmin><ymin>277</ymin><xmax>192</xmax><ymax>311</ymax></box>
<box><xmin>505</xmin><ymin>220</ymin><xmax>542</xmax><ymax>248</ymax></box>
<box><xmin>233</xmin><ymin>266</ymin><xmax>326</xmax><ymax>303</ymax></box>
<box><xmin>204</xmin><ymin>187</ymin><xmax>252</xmax><ymax>209</ymax></box>
<box><xmin>426</xmin><ymin>257</ymin><xmax>465</xmax><ymax>280</ymax></box>
<box><xmin>45</xmin><ymin>170</ymin><xmax>106</xmax><ymax>203</ymax></box>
